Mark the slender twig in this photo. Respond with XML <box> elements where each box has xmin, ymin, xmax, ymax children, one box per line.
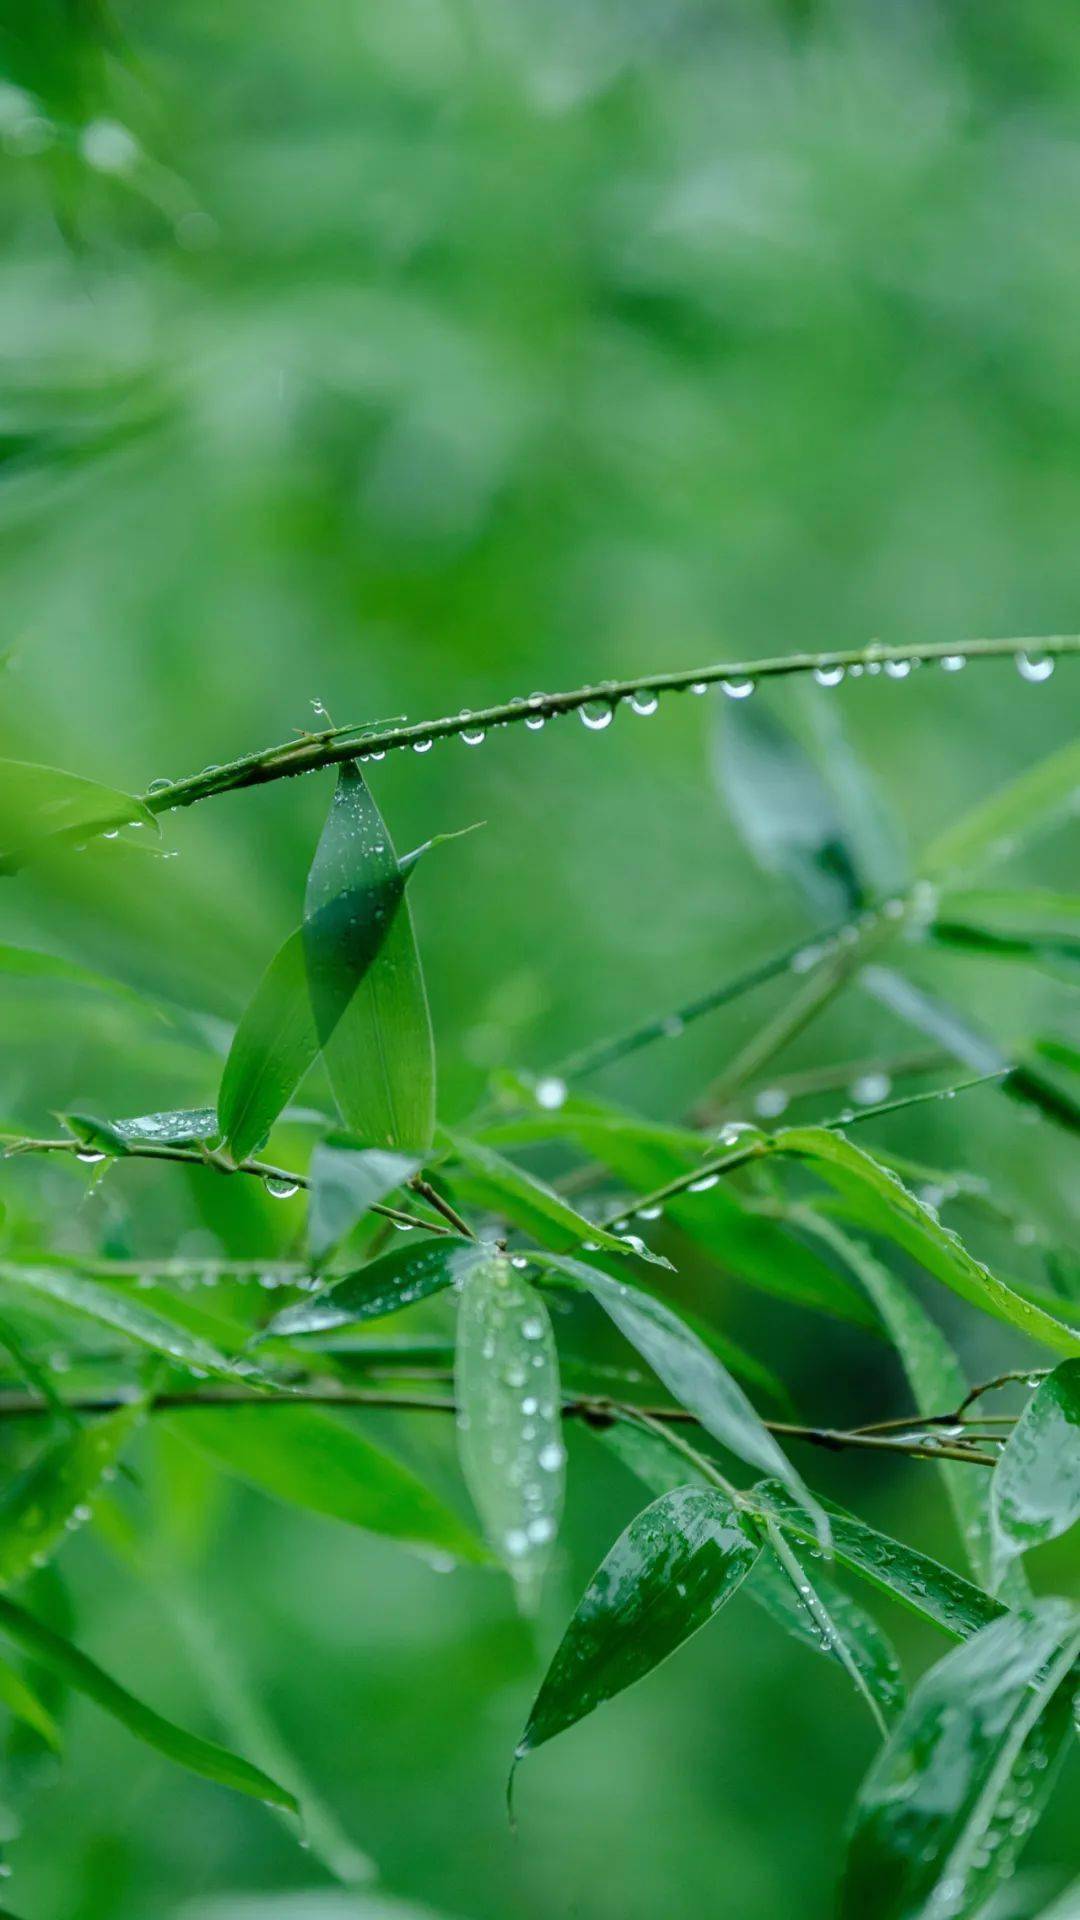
<box><xmin>1</xmin><ymin>1136</ymin><xmax>450</xmax><ymax>1236</ymax></box>
<box><xmin>954</xmin><ymin>1369</ymin><xmax>1050</xmax><ymax>1416</ymax></box>
<box><xmin>408</xmin><ymin>1176</ymin><xmax>475</xmax><ymax>1240</ymax></box>
<box><xmin>0</xmin><ymin>1380</ymin><xmax>1000</xmax><ymax>1462</ymax></box>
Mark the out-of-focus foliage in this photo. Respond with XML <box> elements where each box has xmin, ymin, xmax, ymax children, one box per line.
<box><xmin>2</xmin><ymin>1</ymin><xmax>1080</xmax><ymax>1917</ymax></box>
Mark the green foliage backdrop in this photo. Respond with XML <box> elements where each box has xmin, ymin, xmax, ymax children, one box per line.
<box><xmin>1</xmin><ymin>3</ymin><xmax>1079</xmax><ymax>1917</ymax></box>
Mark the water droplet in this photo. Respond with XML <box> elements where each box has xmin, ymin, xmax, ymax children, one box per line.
<box><xmin>505</xmin><ymin>1528</ymin><xmax>529</xmax><ymax>1558</ymax></box>
<box><xmin>719</xmin><ymin>1121</ymin><xmax>760</xmax><ymax>1147</ymax></box>
<box><xmin>629</xmin><ymin>691</ymin><xmax>659</xmax><ymax>717</ymax></box>
<box><xmin>510</xmin><ymin>1255</ymin><xmax>529</xmax><ymax>1270</ymax></box>
<box><xmin>521</xmin><ymin>1316</ymin><xmax>545</xmax><ymax>1341</ymax></box>
<box><xmin>580</xmin><ymin>700</ymin><xmax>613</xmax><ymax>730</ymax></box>
<box><xmin>850</xmin><ymin>1071</ymin><xmax>892</xmax><ymax>1106</ymax></box>
<box><xmin>637</xmin><ymin>1204</ymin><xmax>663</xmax><ymax>1221</ymax></box>
<box><xmin>74</xmin><ymin>1148</ymin><xmax>107</xmax><ymax>1165</ymax></box>
<box><xmin>753</xmin><ymin>1087</ymin><xmax>789</xmax><ymax>1119</ymax></box>
<box><xmin>412</xmin><ymin>737</ymin><xmax>434</xmax><ymax>753</ymax></box>
<box><xmin>538</xmin><ymin>1443</ymin><xmax>564</xmax><ymax>1473</ymax></box>
<box><xmin>720</xmin><ymin>677</ymin><xmax>755</xmax><ymax>699</ymax></box>
<box><xmin>884</xmin><ymin>659</ymin><xmax>911</xmax><ymax>679</ymax></box>
<box><xmin>813</xmin><ymin>665</ymin><xmax>845</xmax><ymax>687</ymax></box>
<box><xmin>688</xmin><ymin>681</ymin><xmax>709</xmax><ymax>695</ymax></box>
<box><xmin>392</xmin><ymin>1218</ymin><xmax>416</xmax><ymax>1232</ymax></box>
<box><xmin>263</xmin><ymin>1175</ymin><xmax>299</xmax><ymax>1199</ymax></box>
<box><xmin>940</xmin><ymin>654</ymin><xmax>966</xmax><ymax>672</ymax></box>
<box><xmin>1017</xmin><ymin>650</ymin><xmax>1054</xmax><ymax>682</ymax></box>
<box><xmin>535</xmin><ymin>1076</ymin><xmax>567</xmax><ymax>1111</ymax></box>
<box><xmin>461</xmin><ymin>727</ymin><xmax>485</xmax><ymax>747</ymax></box>
<box><xmin>688</xmin><ymin>1172</ymin><xmax>719</xmax><ymax>1193</ymax></box>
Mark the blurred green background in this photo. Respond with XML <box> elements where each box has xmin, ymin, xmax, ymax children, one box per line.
<box><xmin>1</xmin><ymin>2</ymin><xmax>1079</xmax><ymax>1916</ymax></box>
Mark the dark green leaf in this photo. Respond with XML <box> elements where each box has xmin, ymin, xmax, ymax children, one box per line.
<box><xmin>167</xmin><ymin>1404</ymin><xmax>490</xmax><ymax>1564</ymax></box>
<box><xmin>308</xmin><ymin>1139</ymin><xmax>422</xmax><ymax>1266</ymax></box>
<box><xmin>455</xmin><ymin>1255</ymin><xmax>564</xmax><ymax>1609</ymax></box>
<box><xmin>308</xmin><ymin>763</ymin><xmax>435</xmax><ymax>1152</ymax></box>
<box><xmin>536</xmin><ymin>1252</ymin><xmax>829</xmax><ymax>1545</ymax></box>
<box><xmin>516</xmin><ymin>1485</ymin><xmax>760</xmax><ymax>1762</ymax></box>
<box><xmin>842</xmin><ymin>1601</ymin><xmax>1080</xmax><ymax>1920</ymax></box>
<box><xmin>261</xmin><ymin>1234</ymin><xmax>486</xmax><ymax>1340</ymax></box>
<box><xmin>0</xmin><ymin>1404</ymin><xmax>143</xmax><ymax>1588</ymax></box>
<box><xmin>217</xmin><ymin>928</ymin><xmax>320</xmax><ymax>1164</ymax></box>
<box><xmin>0</xmin><ymin>1592</ymin><xmax>296</xmax><ymax>1809</ymax></box>
<box><xmin>715</xmin><ymin>697</ymin><xmax>865</xmax><ymax>917</ymax></box>
<box><xmin>991</xmin><ymin>1360</ymin><xmax>1080</xmax><ymax>1592</ymax></box>
<box><xmin>112</xmin><ymin>1108</ymin><xmax>221</xmax><ymax>1145</ymax></box>
<box><xmin>761</xmin><ymin>1520</ymin><xmax>901</xmax><ymax>1733</ymax></box>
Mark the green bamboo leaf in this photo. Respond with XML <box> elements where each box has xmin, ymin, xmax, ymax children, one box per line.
<box><xmin>261</xmin><ymin>1235</ymin><xmax>487</xmax><ymax>1340</ymax></box>
<box><xmin>777</xmin><ymin>1129</ymin><xmax>1080</xmax><ymax>1356</ymax></box>
<box><xmin>112</xmin><ymin>1108</ymin><xmax>221</xmax><ymax>1145</ymax></box>
<box><xmin>535</xmin><ymin>1252</ymin><xmax>829</xmax><ymax>1545</ymax></box>
<box><xmin>842</xmin><ymin>1601</ymin><xmax>1080</xmax><ymax>1920</ymax></box>
<box><xmin>0</xmin><ymin>1264</ymin><xmax>249</xmax><ymax>1379</ymax></box>
<box><xmin>752</xmin><ymin>1482</ymin><xmax>1004</xmax><ymax>1644</ymax></box>
<box><xmin>515</xmin><ymin>1486</ymin><xmax>760</xmax><ymax>1765</ymax></box>
<box><xmin>308</xmin><ymin>1139</ymin><xmax>423</xmax><ymax>1267</ymax></box>
<box><xmin>991</xmin><ymin>1361</ymin><xmax>1080</xmax><ymax>1593</ymax></box>
<box><xmin>454</xmin><ymin>1255</ymin><xmax>564</xmax><ymax>1610</ymax></box>
<box><xmin>167</xmin><ymin>1404</ymin><xmax>490</xmax><ymax>1564</ymax></box>
<box><xmin>0</xmin><ymin>1592</ymin><xmax>297</xmax><ymax>1809</ymax></box>
<box><xmin>794</xmin><ymin>1212</ymin><xmax>1001</xmax><ymax>1589</ymax></box>
<box><xmin>930</xmin><ymin>917</ymin><xmax>1080</xmax><ymax>980</ymax></box>
<box><xmin>484</xmin><ymin>1099</ymin><xmax>875</xmax><ymax>1326</ymax></box>
<box><xmin>217</xmin><ymin>928</ymin><xmax>320</xmax><ymax>1163</ymax></box>
<box><xmin>601</xmin><ymin>1422</ymin><xmax>905</xmax><ymax>1727</ymax></box>
<box><xmin>0</xmin><ymin>1403</ymin><xmax>143</xmax><ymax>1588</ymax></box>
<box><xmin>307</xmin><ymin>763</ymin><xmax>434</xmax><ymax>1152</ymax></box>
<box><xmin>715</xmin><ymin>697</ymin><xmax>866</xmax><ymax>917</ymax></box>
<box><xmin>0</xmin><ymin>944</ymin><xmax>170</xmax><ymax>1023</ymax></box>
<box><xmin>0</xmin><ymin>1648</ymin><xmax>62</xmax><ymax>1750</ymax></box>
<box><xmin>923</xmin><ymin>736</ymin><xmax>1080</xmax><ymax>883</ymax></box>
<box><xmin>442</xmin><ymin>1129</ymin><xmax>669</xmax><ymax>1266</ymax></box>
<box><xmin>762</xmin><ymin>1520</ymin><xmax>900</xmax><ymax>1734</ymax></box>
<box><xmin>0</xmin><ymin>757</ymin><xmax>157</xmax><ymax>867</ymax></box>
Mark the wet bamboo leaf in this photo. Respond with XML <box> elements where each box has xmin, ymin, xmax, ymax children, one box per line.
<box><xmin>0</xmin><ymin>1403</ymin><xmax>144</xmax><ymax>1588</ymax></box>
<box><xmin>443</xmin><ymin>1129</ymin><xmax>668</xmax><ymax>1266</ymax></box>
<box><xmin>924</xmin><ymin>736</ymin><xmax>1080</xmax><ymax>883</ymax></box>
<box><xmin>516</xmin><ymin>1485</ymin><xmax>760</xmax><ymax>1764</ymax></box>
<box><xmin>795</xmin><ymin>1213</ymin><xmax>1001</xmax><ymax>1589</ymax></box>
<box><xmin>167</xmin><ymin>1404</ymin><xmax>490</xmax><ymax>1564</ymax></box>
<box><xmin>777</xmin><ymin>1129</ymin><xmax>1080</xmax><ymax>1356</ymax></box>
<box><xmin>0</xmin><ymin>1649</ymin><xmax>62</xmax><ymax>1750</ymax></box>
<box><xmin>455</xmin><ymin>1255</ymin><xmax>564</xmax><ymax>1608</ymax></box>
<box><xmin>0</xmin><ymin>757</ymin><xmax>157</xmax><ymax>867</ymax></box>
<box><xmin>112</xmin><ymin>1107</ymin><xmax>221</xmax><ymax>1145</ymax></box>
<box><xmin>261</xmin><ymin>1234</ymin><xmax>487</xmax><ymax>1340</ymax></box>
<box><xmin>715</xmin><ymin>698</ymin><xmax>866</xmax><ymax>917</ymax></box>
<box><xmin>752</xmin><ymin>1482</ymin><xmax>1005</xmax><ymax>1644</ymax></box>
<box><xmin>480</xmin><ymin>1101</ymin><xmax>868</xmax><ymax>1323</ymax></box>
<box><xmin>0</xmin><ymin>1264</ymin><xmax>248</xmax><ymax>1379</ymax></box>
<box><xmin>307</xmin><ymin>1139</ymin><xmax>422</xmax><ymax>1267</ymax></box>
<box><xmin>0</xmin><ymin>1592</ymin><xmax>297</xmax><ymax>1808</ymax></box>
<box><xmin>761</xmin><ymin>1520</ymin><xmax>901</xmax><ymax>1733</ymax></box>
<box><xmin>842</xmin><ymin>1601</ymin><xmax>1080</xmax><ymax>1920</ymax></box>
<box><xmin>991</xmin><ymin>1361</ymin><xmax>1080</xmax><ymax>1593</ymax></box>
<box><xmin>307</xmin><ymin>763</ymin><xmax>435</xmax><ymax>1152</ymax></box>
<box><xmin>60</xmin><ymin>1111</ymin><xmax>131</xmax><ymax>1156</ymax></box>
<box><xmin>0</xmin><ymin>944</ymin><xmax>170</xmax><ymax>1023</ymax></box>
<box><xmin>218</xmin><ymin>928</ymin><xmax>319</xmax><ymax>1162</ymax></box>
<box><xmin>536</xmin><ymin>1252</ymin><xmax>829</xmax><ymax>1544</ymax></box>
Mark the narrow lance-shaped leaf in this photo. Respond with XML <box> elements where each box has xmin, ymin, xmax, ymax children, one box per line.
<box><xmin>167</xmin><ymin>1404</ymin><xmax>490</xmax><ymax>1565</ymax></box>
<box><xmin>0</xmin><ymin>1403</ymin><xmax>144</xmax><ymax>1589</ymax></box>
<box><xmin>714</xmin><ymin>696</ymin><xmax>866</xmax><ymax>918</ymax></box>
<box><xmin>307</xmin><ymin>762</ymin><xmax>435</xmax><ymax>1151</ymax></box>
<box><xmin>442</xmin><ymin>1128</ymin><xmax>670</xmax><ymax>1266</ymax></box>
<box><xmin>534</xmin><ymin>1252</ymin><xmax>830</xmax><ymax>1548</ymax></box>
<box><xmin>793</xmin><ymin>1210</ymin><xmax>1005</xmax><ymax>1592</ymax></box>
<box><xmin>842</xmin><ymin>1601</ymin><xmax>1080</xmax><ymax>1920</ymax></box>
<box><xmin>923</xmin><ymin>735</ymin><xmax>1080</xmax><ymax>884</ymax></box>
<box><xmin>217</xmin><ymin>927</ymin><xmax>320</xmax><ymax>1163</ymax></box>
<box><xmin>261</xmin><ymin>1234</ymin><xmax>487</xmax><ymax>1341</ymax></box>
<box><xmin>0</xmin><ymin>757</ymin><xmax>157</xmax><ymax>868</ymax></box>
<box><xmin>307</xmin><ymin>1139</ymin><xmax>422</xmax><ymax>1267</ymax></box>
<box><xmin>0</xmin><ymin>1263</ymin><xmax>252</xmax><ymax>1381</ymax></box>
<box><xmin>0</xmin><ymin>1649</ymin><xmax>62</xmax><ymax>1750</ymax></box>
<box><xmin>763</xmin><ymin>1521</ymin><xmax>900</xmax><ymax>1734</ymax></box>
<box><xmin>516</xmin><ymin>1485</ymin><xmax>760</xmax><ymax>1767</ymax></box>
<box><xmin>600</xmin><ymin>1422</ymin><xmax>904</xmax><ymax>1726</ymax></box>
<box><xmin>455</xmin><ymin>1255</ymin><xmax>564</xmax><ymax>1609</ymax></box>
<box><xmin>991</xmin><ymin>1360</ymin><xmax>1080</xmax><ymax>1594</ymax></box>
<box><xmin>0</xmin><ymin>1592</ymin><xmax>297</xmax><ymax>1809</ymax></box>
<box><xmin>776</xmin><ymin>1128</ymin><xmax>1080</xmax><ymax>1356</ymax></box>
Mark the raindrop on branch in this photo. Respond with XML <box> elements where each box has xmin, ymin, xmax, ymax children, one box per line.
<box><xmin>263</xmin><ymin>1174</ymin><xmax>299</xmax><ymax>1199</ymax></box>
<box><xmin>1016</xmin><ymin>651</ymin><xmax>1055</xmax><ymax>682</ymax></box>
<box><xmin>580</xmin><ymin>700</ymin><xmax>614</xmax><ymax>730</ymax></box>
<box><xmin>720</xmin><ymin>677</ymin><xmax>755</xmax><ymax>699</ymax></box>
